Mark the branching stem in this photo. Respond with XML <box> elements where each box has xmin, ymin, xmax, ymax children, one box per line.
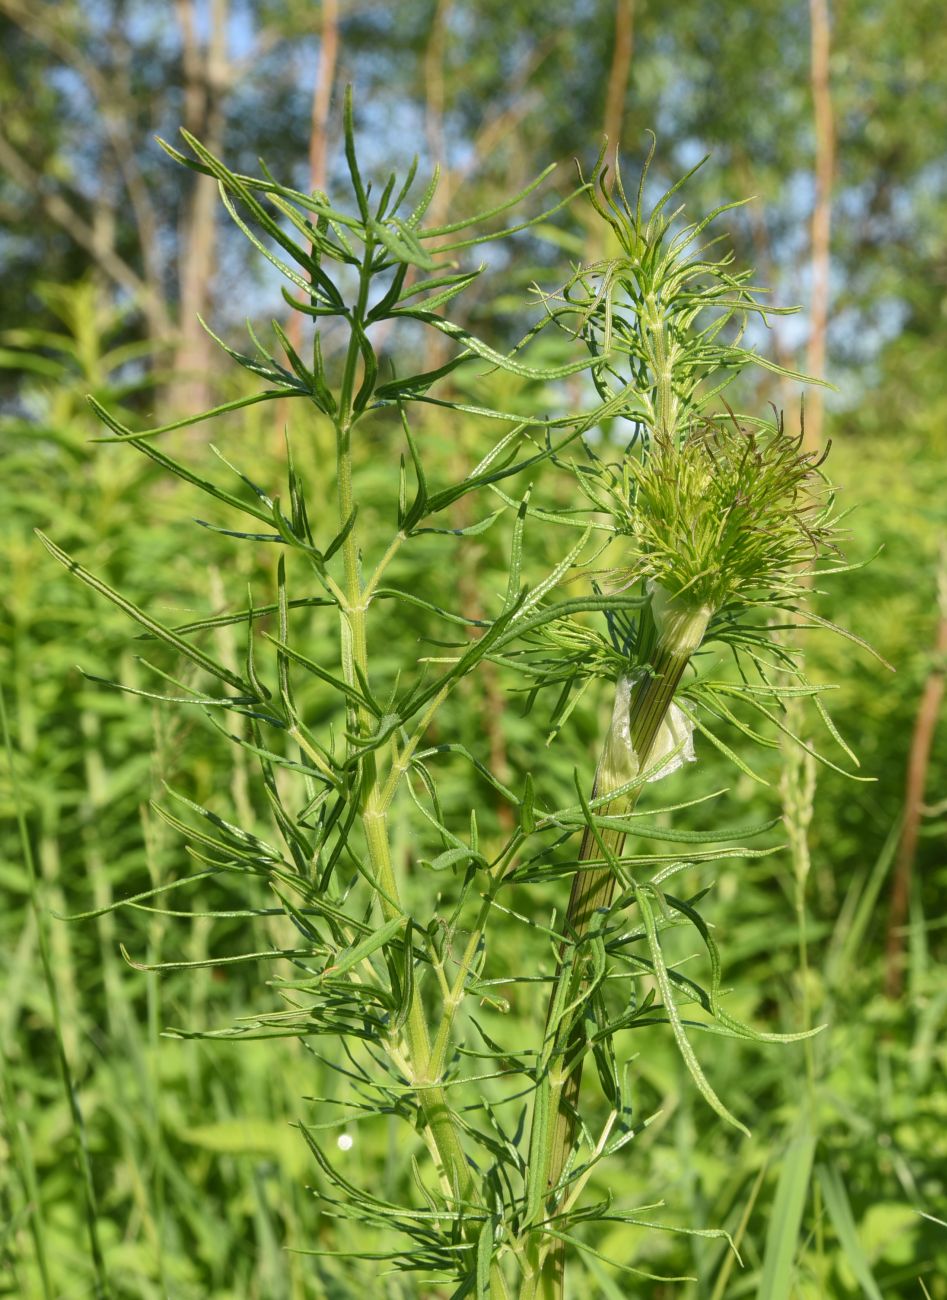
<box><xmin>330</xmin><ymin>247</ymin><xmax>512</xmax><ymax>1298</ymax></box>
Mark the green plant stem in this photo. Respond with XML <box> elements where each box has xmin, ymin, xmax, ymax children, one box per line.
<box><xmin>335</xmin><ymin>441</ymin><xmax>471</xmax><ymax>1169</ymax></box>
<box><xmin>359</xmin><ymin>806</ymin><xmax>474</xmax><ymax>1175</ymax></box>
<box><xmin>332</xmin><ymin>282</ymin><xmax>510</xmax><ymax>1296</ymax></box>
<box><xmin>521</xmin><ymin>589</ymin><xmax>711</xmax><ymax>1300</ymax></box>
<box><xmin>427</xmin><ymin>887</ymin><xmax>498</xmax><ymax>1085</ymax></box>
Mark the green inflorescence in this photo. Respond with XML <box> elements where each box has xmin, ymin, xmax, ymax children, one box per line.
<box><xmin>611</xmin><ymin>413</ymin><xmax>839</xmax><ymax>612</ymax></box>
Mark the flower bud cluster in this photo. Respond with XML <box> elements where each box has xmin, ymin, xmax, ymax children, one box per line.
<box><xmin>612</xmin><ymin>415</ymin><xmax>837</xmax><ymax>616</ymax></box>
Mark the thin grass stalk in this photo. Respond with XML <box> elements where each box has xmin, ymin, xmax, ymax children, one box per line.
<box><xmin>0</xmin><ymin>683</ymin><xmax>112</xmax><ymax>1299</ymax></box>
<box><xmin>0</xmin><ymin>1059</ymin><xmax>53</xmax><ymax>1298</ymax></box>
<box><xmin>780</xmin><ymin>698</ymin><xmax>826</xmax><ymax>1273</ymax></box>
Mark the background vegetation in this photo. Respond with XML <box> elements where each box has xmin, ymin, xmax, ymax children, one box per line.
<box><xmin>1</xmin><ymin>2</ymin><xmax>945</xmax><ymax>1296</ymax></box>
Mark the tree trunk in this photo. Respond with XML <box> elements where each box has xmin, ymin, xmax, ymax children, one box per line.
<box><xmin>885</xmin><ymin>555</ymin><xmax>947</xmax><ymax>998</ymax></box>
<box><xmin>173</xmin><ymin>0</ymin><xmax>230</xmax><ymax>415</ymax></box>
<box><xmin>805</xmin><ymin>0</ymin><xmax>834</xmax><ymax>451</ymax></box>
<box><xmin>601</xmin><ymin>0</ymin><xmax>635</xmax><ymax>183</ymax></box>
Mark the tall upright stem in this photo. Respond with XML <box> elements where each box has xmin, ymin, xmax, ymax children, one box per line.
<box><xmin>522</xmin><ymin>588</ymin><xmax>711</xmax><ymax>1300</ymax></box>
<box><xmin>331</xmin><ymin>288</ymin><xmax>510</xmax><ymax>1295</ymax></box>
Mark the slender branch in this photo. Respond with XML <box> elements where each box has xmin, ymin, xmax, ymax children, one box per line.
<box><xmin>363</xmin><ymin>530</ymin><xmax>407</xmax><ymax>604</ymax></box>
<box><xmin>381</xmin><ymin>680</ymin><xmax>452</xmax><ymax>810</ymax></box>
<box><xmin>426</xmin><ymin>889</ymin><xmax>495</xmax><ymax>1087</ymax></box>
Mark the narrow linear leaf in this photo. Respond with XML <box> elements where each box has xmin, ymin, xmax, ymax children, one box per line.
<box><xmin>37</xmin><ymin>532</ymin><xmax>251</xmax><ymax>693</ymax></box>
<box><xmin>757</xmin><ymin>1133</ymin><xmax>817</xmax><ymax>1300</ymax></box>
<box><xmin>321</xmin><ymin>915</ymin><xmax>407</xmax><ymax>982</ymax></box>
<box><xmin>816</xmin><ymin>1163</ymin><xmax>884</xmax><ymax>1300</ymax></box>
<box><xmin>636</xmin><ymin>886</ymin><xmax>750</xmax><ymax>1137</ymax></box>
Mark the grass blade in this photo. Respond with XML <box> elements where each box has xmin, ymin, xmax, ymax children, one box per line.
<box><xmin>757</xmin><ymin>1132</ymin><xmax>816</xmax><ymax>1300</ymax></box>
<box><xmin>817</xmin><ymin>1163</ymin><xmax>884</xmax><ymax>1300</ymax></box>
